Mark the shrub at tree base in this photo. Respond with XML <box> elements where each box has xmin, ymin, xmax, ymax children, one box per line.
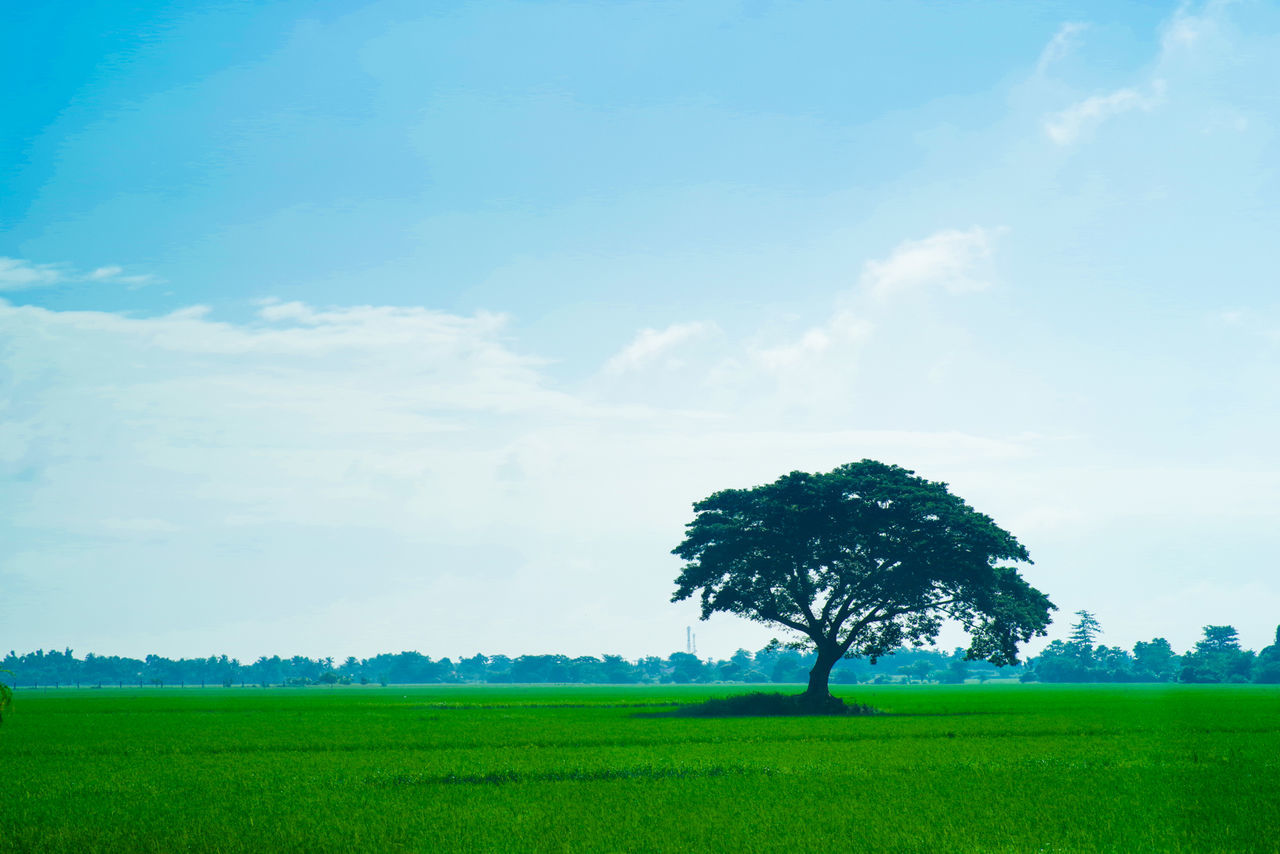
<box><xmin>672</xmin><ymin>691</ymin><xmax>878</xmax><ymax>717</ymax></box>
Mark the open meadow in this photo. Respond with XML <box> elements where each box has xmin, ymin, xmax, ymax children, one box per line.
<box><xmin>2</xmin><ymin>683</ymin><xmax>1279</xmax><ymax>852</ymax></box>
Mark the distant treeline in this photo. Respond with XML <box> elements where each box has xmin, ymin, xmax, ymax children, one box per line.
<box><xmin>5</xmin><ymin>617</ymin><xmax>1278</xmax><ymax>688</ymax></box>
<box><xmin>1025</xmin><ymin>614</ymin><xmax>1280</xmax><ymax>685</ymax></box>
<box><xmin>1</xmin><ymin>645</ymin><xmax>1007</xmax><ymax>689</ymax></box>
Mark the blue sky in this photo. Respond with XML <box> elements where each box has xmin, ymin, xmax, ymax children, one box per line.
<box><xmin>3</xmin><ymin>0</ymin><xmax>1278</xmax><ymax>661</ymax></box>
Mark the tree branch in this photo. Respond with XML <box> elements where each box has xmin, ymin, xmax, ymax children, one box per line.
<box><xmin>788</xmin><ymin>564</ymin><xmax>819</xmax><ymax>629</ymax></box>
<box><xmin>832</xmin><ymin>596</ymin><xmax>960</xmax><ymax>657</ymax></box>
<box><xmin>829</xmin><ymin>556</ymin><xmax>901</xmax><ymax>629</ymax></box>
<box><xmin>836</xmin><ymin>605</ymin><xmax>888</xmax><ymax>656</ymax></box>
<box><xmin>758</xmin><ymin>608</ymin><xmax>812</xmax><ymax>638</ymax></box>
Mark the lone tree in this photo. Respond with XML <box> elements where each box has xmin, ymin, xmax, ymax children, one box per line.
<box><xmin>672</xmin><ymin>460</ymin><xmax>1055</xmax><ymax>708</ymax></box>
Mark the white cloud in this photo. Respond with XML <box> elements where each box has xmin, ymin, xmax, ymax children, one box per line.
<box><xmin>88</xmin><ymin>265</ymin><xmax>125</xmax><ymax>280</ymax></box>
<box><xmin>4</xmin><ymin>281</ymin><xmax>1278</xmax><ymax>659</ymax></box>
<box><xmin>0</xmin><ymin>295</ymin><xmax>1063</xmax><ymax>658</ymax></box>
<box><xmin>0</xmin><ymin>256</ymin><xmax>157</xmax><ymax>290</ymax></box>
<box><xmin>750</xmin><ymin>311</ymin><xmax>870</xmax><ymax>372</ymax></box>
<box><xmin>1036</xmin><ymin>21</ymin><xmax>1089</xmax><ymax>74</ymax></box>
<box><xmin>602</xmin><ymin>321</ymin><xmax>714</xmax><ymax>374</ymax></box>
<box><xmin>859</xmin><ymin>226</ymin><xmax>1005</xmax><ymax>299</ymax></box>
<box><xmin>0</xmin><ymin>257</ymin><xmax>64</xmax><ymax>289</ymax></box>
<box><xmin>598</xmin><ymin>226</ymin><xmax>1009</xmax><ymax>418</ymax></box>
<box><xmin>1044</xmin><ymin>80</ymin><xmax>1167</xmax><ymax>145</ymax></box>
<box><xmin>1160</xmin><ymin>2</ymin><xmax>1220</xmax><ymax>53</ymax></box>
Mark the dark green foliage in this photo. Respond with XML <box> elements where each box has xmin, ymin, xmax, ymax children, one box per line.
<box><xmin>941</xmin><ymin>656</ymin><xmax>969</xmax><ymax>684</ymax></box>
<box><xmin>1180</xmin><ymin>625</ymin><xmax>1255</xmax><ymax>684</ymax></box>
<box><xmin>1068</xmin><ymin>610</ymin><xmax>1102</xmax><ymax>649</ymax></box>
<box><xmin>672</xmin><ymin>460</ymin><xmax>1054</xmax><ymax>697</ymax></box>
<box><xmin>1255</xmin><ymin>626</ymin><xmax>1280</xmax><ymax>683</ymax></box>
<box><xmin>1032</xmin><ymin>640</ymin><xmax>1092</xmax><ymax>682</ymax></box>
<box><xmin>8</xmin><ymin>621</ymin><xmax>1271</xmax><ymax>689</ymax></box>
<box><xmin>1030</xmin><ymin>620</ymin><xmax>1271</xmax><ymax>684</ymax></box>
<box><xmin>0</xmin><ymin>669</ymin><xmax>11</xmax><ymax>725</ymax></box>
<box><xmin>1132</xmin><ymin>638</ymin><xmax>1179</xmax><ymax>682</ymax></box>
<box><xmin>1031</xmin><ymin>612</ymin><xmax>1183</xmax><ymax>683</ymax></box>
<box><xmin>4</xmin><ymin>645</ymin><xmax>1021</xmax><ymax>688</ymax></box>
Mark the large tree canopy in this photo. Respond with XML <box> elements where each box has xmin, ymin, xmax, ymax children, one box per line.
<box><xmin>672</xmin><ymin>460</ymin><xmax>1055</xmax><ymax>702</ymax></box>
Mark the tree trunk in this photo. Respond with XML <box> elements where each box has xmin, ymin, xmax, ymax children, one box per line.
<box><xmin>801</xmin><ymin>647</ymin><xmax>852</xmax><ymax>714</ymax></box>
<box><xmin>804</xmin><ymin>646</ymin><xmax>839</xmax><ymax>700</ymax></box>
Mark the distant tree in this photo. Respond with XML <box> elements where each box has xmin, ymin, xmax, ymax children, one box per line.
<box><xmin>339</xmin><ymin>656</ymin><xmax>362</xmax><ymax>682</ymax></box>
<box><xmin>1095</xmin><ymin>646</ymin><xmax>1137</xmax><ymax>682</ymax></box>
<box><xmin>1199</xmin><ymin>625</ymin><xmax>1242</xmax><ymax>653</ymax></box>
<box><xmin>1031</xmin><ymin>612</ymin><xmax>1151</xmax><ymax>682</ymax></box>
<box><xmin>715</xmin><ymin>649</ymin><xmax>755</xmax><ymax>681</ymax></box>
<box><xmin>569</xmin><ymin>656</ymin><xmax>606</xmax><ymax>683</ymax></box>
<box><xmin>485</xmin><ymin>655</ymin><xmax>513</xmax><ymax>682</ymax></box>
<box><xmin>1132</xmin><ymin>638</ymin><xmax>1178</xmax><ymax>682</ymax></box>
<box><xmin>1031</xmin><ymin>641</ymin><xmax>1088</xmax><ymax>682</ymax></box>
<box><xmin>289</xmin><ymin>655</ymin><xmax>322</xmax><ymax>683</ymax></box>
<box><xmin>769</xmin><ymin>649</ymin><xmax>812</xmax><ymax>684</ymax></box>
<box><xmin>1067</xmin><ymin>611</ymin><xmax>1102</xmax><ymax>660</ymax></box>
<box><xmin>144</xmin><ymin>654</ymin><xmax>177</xmax><ymax>688</ymax></box>
<box><xmin>510</xmin><ymin>655</ymin><xmax>570</xmax><ymax>683</ymax></box>
<box><xmin>908</xmin><ymin>659</ymin><xmax>934</xmax><ymax>682</ymax></box>
<box><xmin>637</xmin><ymin>656</ymin><xmax>666</xmax><ymax>683</ymax></box>
<box><xmin>941</xmin><ymin>656</ymin><xmax>969</xmax><ymax>684</ymax></box>
<box><xmin>672</xmin><ymin>461</ymin><xmax>1054</xmax><ymax>708</ymax></box>
<box><xmin>252</xmin><ymin>656</ymin><xmax>284</xmax><ymax>687</ymax></box>
<box><xmin>600</xmin><ymin>654</ymin><xmax>640</xmax><ymax>683</ymax></box>
<box><xmin>0</xmin><ymin>669</ymin><xmax>12</xmax><ymax>725</ymax></box>
<box><xmin>456</xmin><ymin>654</ymin><xmax>488</xmax><ymax>682</ymax></box>
<box><xmin>1181</xmin><ymin>625</ymin><xmax>1254</xmax><ymax>683</ymax></box>
<box><xmin>1254</xmin><ymin>626</ymin><xmax>1280</xmax><ymax>684</ymax></box>
<box><xmin>716</xmin><ymin>659</ymin><xmax>744</xmax><ymax>681</ymax></box>
<box><xmin>666</xmin><ymin>652</ymin><xmax>707</xmax><ymax>683</ymax></box>
<box><xmin>214</xmin><ymin>655</ymin><xmax>241</xmax><ymax>687</ymax></box>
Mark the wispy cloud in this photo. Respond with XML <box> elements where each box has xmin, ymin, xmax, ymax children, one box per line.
<box><xmin>860</xmin><ymin>226</ymin><xmax>1005</xmax><ymax>299</ymax></box>
<box><xmin>1036</xmin><ymin>21</ymin><xmax>1089</xmax><ymax>74</ymax></box>
<box><xmin>0</xmin><ymin>256</ymin><xmax>158</xmax><ymax>290</ymax></box>
<box><xmin>88</xmin><ymin>265</ymin><xmax>156</xmax><ymax>286</ymax></box>
<box><xmin>1044</xmin><ymin>80</ymin><xmax>1166</xmax><ymax>145</ymax></box>
<box><xmin>603</xmin><ymin>321</ymin><xmax>714</xmax><ymax>374</ymax></box>
<box><xmin>749</xmin><ymin>311</ymin><xmax>871</xmax><ymax>373</ymax></box>
<box><xmin>0</xmin><ymin>257</ymin><xmax>65</xmax><ymax>290</ymax></box>
<box><xmin>1160</xmin><ymin>2</ymin><xmax>1218</xmax><ymax>53</ymax></box>
<box><xmin>597</xmin><ymin>225</ymin><xmax>1008</xmax><ymax>417</ymax></box>
<box><xmin>2</xmin><ymin>296</ymin><xmax>1048</xmax><ymax>657</ymax></box>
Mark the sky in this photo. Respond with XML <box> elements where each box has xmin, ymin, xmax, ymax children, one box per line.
<box><xmin>2</xmin><ymin>0</ymin><xmax>1279</xmax><ymax>663</ymax></box>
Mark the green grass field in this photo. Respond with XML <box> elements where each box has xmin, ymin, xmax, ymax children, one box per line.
<box><xmin>2</xmin><ymin>683</ymin><xmax>1278</xmax><ymax>852</ymax></box>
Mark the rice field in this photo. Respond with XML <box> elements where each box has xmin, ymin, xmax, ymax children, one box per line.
<box><xmin>2</xmin><ymin>683</ymin><xmax>1278</xmax><ymax>852</ymax></box>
